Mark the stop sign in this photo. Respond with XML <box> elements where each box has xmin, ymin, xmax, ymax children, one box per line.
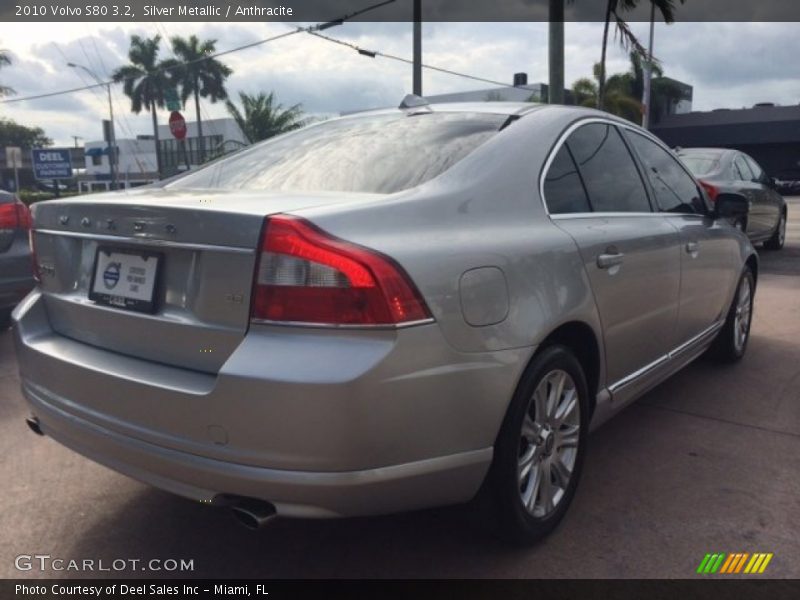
<box><xmin>169</xmin><ymin>111</ymin><xmax>187</xmax><ymax>140</ymax></box>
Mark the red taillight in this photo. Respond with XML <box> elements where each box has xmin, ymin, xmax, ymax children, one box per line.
<box><xmin>251</xmin><ymin>215</ymin><xmax>431</xmax><ymax>326</ymax></box>
<box><xmin>0</xmin><ymin>198</ymin><xmax>31</xmax><ymax>230</ymax></box>
<box><xmin>700</xmin><ymin>180</ymin><xmax>719</xmax><ymax>202</ymax></box>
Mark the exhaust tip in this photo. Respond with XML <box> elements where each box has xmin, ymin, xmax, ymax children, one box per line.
<box><xmin>230</xmin><ymin>498</ymin><xmax>277</xmax><ymax>530</ymax></box>
<box><xmin>25</xmin><ymin>416</ymin><xmax>44</xmax><ymax>436</ymax></box>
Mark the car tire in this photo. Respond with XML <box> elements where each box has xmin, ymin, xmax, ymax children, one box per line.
<box><xmin>709</xmin><ymin>268</ymin><xmax>755</xmax><ymax>363</ymax></box>
<box><xmin>483</xmin><ymin>345</ymin><xmax>589</xmax><ymax>544</ymax></box>
<box><xmin>763</xmin><ymin>211</ymin><xmax>786</xmax><ymax>250</ymax></box>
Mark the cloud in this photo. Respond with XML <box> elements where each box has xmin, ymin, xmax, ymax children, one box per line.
<box><xmin>1</xmin><ymin>21</ymin><xmax>799</xmax><ymax>146</ymax></box>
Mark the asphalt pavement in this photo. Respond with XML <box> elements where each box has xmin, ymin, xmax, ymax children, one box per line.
<box><xmin>1</xmin><ymin>199</ymin><xmax>798</xmax><ymax>579</ymax></box>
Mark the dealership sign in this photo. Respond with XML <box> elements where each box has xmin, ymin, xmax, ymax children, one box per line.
<box><xmin>31</xmin><ymin>148</ymin><xmax>73</xmax><ymax>179</ymax></box>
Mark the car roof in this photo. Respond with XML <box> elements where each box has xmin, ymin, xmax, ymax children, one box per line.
<box><xmin>340</xmin><ymin>101</ymin><xmax>636</xmax><ymax>126</ymax></box>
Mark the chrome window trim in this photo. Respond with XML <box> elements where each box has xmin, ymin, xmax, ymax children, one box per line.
<box><xmin>608</xmin><ymin>320</ymin><xmax>724</xmax><ymax>393</ymax></box>
<box><xmin>550</xmin><ymin>212</ymin><xmax>664</xmax><ymax>220</ymax></box>
<box><xmin>35</xmin><ymin>228</ymin><xmax>255</xmax><ymax>255</ymax></box>
<box><xmin>540</xmin><ymin>117</ymin><xmax>708</xmax><ymax>219</ymax></box>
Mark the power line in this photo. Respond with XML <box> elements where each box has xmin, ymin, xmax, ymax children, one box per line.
<box><xmin>304</xmin><ymin>30</ymin><xmax>520</xmax><ymax>90</ymax></box>
<box><xmin>0</xmin><ymin>0</ymin><xmax>396</xmax><ymax>105</ymax></box>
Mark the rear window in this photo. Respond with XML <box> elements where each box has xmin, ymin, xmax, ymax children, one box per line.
<box><xmin>166</xmin><ymin>112</ymin><xmax>507</xmax><ymax>194</ymax></box>
<box><xmin>679</xmin><ymin>154</ymin><xmax>720</xmax><ymax>177</ymax></box>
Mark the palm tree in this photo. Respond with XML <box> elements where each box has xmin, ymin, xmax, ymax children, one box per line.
<box><xmin>170</xmin><ymin>35</ymin><xmax>232</xmax><ymax>164</ymax></box>
<box><xmin>597</xmin><ymin>0</ymin><xmax>684</xmax><ymax>111</ymax></box>
<box><xmin>225</xmin><ymin>92</ymin><xmax>305</xmax><ymax>144</ymax></box>
<box><xmin>571</xmin><ymin>60</ymin><xmax>643</xmax><ymax>123</ymax></box>
<box><xmin>0</xmin><ymin>49</ymin><xmax>16</xmax><ymax>97</ymax></box>
<box><xmin>113</xmin><ymin>35</ymin><xmax>177</xmax><ymax>178</ymax></box>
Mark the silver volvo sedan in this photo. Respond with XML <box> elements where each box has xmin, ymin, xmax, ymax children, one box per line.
<box><xmin>13</xmin><ymin>100</ymin><xmax>757</xmax><ymax>542</ymax></box>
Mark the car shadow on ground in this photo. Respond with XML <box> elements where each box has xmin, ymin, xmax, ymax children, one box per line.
<box><xmin>60</xmin><ymin>487</ymin><xmax>523</xmax><ymax>579</ymax></box>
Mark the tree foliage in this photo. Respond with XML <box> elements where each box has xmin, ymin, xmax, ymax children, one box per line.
<box><xmin>0</xmin><ymin>118</ymin><xmax>52</xmax><ymax>148</ymax></box>
<box><xmin>225</xmin><ymin>92</ymin><xmax>305</xmax><ymax>144</ymax></box>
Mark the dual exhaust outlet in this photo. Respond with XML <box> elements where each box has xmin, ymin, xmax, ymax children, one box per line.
<box><xmin>25</xmin><ymin>415</ymin><xmax>277</xmax><ymax>530</ymax></box>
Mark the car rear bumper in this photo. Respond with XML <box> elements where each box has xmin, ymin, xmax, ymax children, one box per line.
<box><xmin>13</xmin><ymin>291</ymin><xmax>531</xmax><ymax>517</ymax></box>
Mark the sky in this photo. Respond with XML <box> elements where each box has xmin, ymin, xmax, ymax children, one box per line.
<box><xmin>0</xmin><ymin>21</ymin><xmax>798</xmax><ymax>146</ymax></box>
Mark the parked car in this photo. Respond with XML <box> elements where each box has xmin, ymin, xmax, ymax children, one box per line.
<box><xmin>677</xmin><ymin>148</ymin><xmax>787</xmax><ymax>250</ymax></box>
<box><xmin>0</xmin><ymin>190</ymin><xmax>35</xmax><ymax>329</ymax></box>
<box><xmin>13</xmin><ymin>101</ymin><xmax>758</xmax><ymax>543</ymax></box>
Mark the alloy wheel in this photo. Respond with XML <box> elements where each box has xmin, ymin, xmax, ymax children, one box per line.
<box><xmin>518</xmin><ymin>369</ymin><xmax>580</xmax><ymax>518</ymax></box>
<box><xmin>733</xmin><ymin>276</ymin><xmax>752</xmax><ymax>352</ymax></box>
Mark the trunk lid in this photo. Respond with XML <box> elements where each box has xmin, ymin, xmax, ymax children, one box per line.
<box><xmin>31</xmin><ymin>188</ymin><xmax>377</xmax><ymax>373</ymax></box>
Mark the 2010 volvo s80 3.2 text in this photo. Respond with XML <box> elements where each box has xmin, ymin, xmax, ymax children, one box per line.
<box><xmin>13</xmin><ymin>99</ymin><xmax>758</xmax><ymax>542</ymax></box>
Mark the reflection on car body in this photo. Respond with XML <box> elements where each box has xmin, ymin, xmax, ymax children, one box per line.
<box><xmin>13</xmin><ymin>101</ymin><xmax>758</xmax><ymax>542</ymax></box>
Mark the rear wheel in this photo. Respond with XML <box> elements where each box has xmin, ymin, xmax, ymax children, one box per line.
<box><xmin>709</xmin><ymin>268</ymin><xmax>755</xmax><ymax>362</ymax></box>
<box><xmin>485</xmin><ymin>345</ymin><xmax>589</xmax><ymax>544</ymax></box>
<box><xmin>763</xmin><ymin>211</ymin><xmax>786</xmax><ymax>250</ymax></box>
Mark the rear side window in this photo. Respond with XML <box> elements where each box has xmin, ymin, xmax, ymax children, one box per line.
<box><xmin>627</xmin><ymin>132</ymin><xmax>706</xmax><ymax>214</ymax></box>
<box><xmin>166</xmin><ymin>112</ymin><xmax>507</xmax><ymax>194</ymax></box>
<box><xmin>543</xmin><ymin>145</ymin><xmax>591</xmax><ymax>214</ymax></box>
<box><xmin>743</xmin><ymin>154</ymin><xmax>765</xmax><ymax>181</ymax></box>
<box><xmin>679</xmin><ymin>155</ymin><xmax>719</xmax><ymax>177</ymax></box>
<box><xmin>734</xmin><ymin>155</ymin><xmax>754</xmax><ymax>181</ymax></box>
<box><xmin>566</xmin><ymin>123</ymin><xmax>651</xmax><ymax>213</ymax></box>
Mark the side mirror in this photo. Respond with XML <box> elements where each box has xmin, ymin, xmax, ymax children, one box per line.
<box><xmin>714</xmin><ymin>192</ymin><xmax>750</xmax><ymax>220</ymax></box>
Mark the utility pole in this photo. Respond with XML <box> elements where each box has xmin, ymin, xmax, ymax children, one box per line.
<box><xmin>413</xmin><ymin>0</ymin><xmax>422</xmax><ymax>96</ymax></box>
<box><xmin>72</xmin><ymin>136</ymin><xmax>83</xmax><ymax>148</ymax></box>
<box><xmin>548</xmin><ymin>0</ymin><xmax>565</xmax><ymax>104</ymax></box>
<box><xmin>68</xmin><ymin>62</ymin><xmax>118</xmax><ymax>190</ymax></box>
<box><xmin>642</xmin><ymin>1</ymin><xmax>656</xmax><ymax>128</ymax></box>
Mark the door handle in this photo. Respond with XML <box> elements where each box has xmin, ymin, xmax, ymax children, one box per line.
<box><xmin>685</xmin><ymin>241</ymin><xmax>699</xmax><ymax>255</ymax></box>
<box><xmin>597</xmin><ymin>252</ymin><xmax>625</xmax><ymax>269</ymax></box>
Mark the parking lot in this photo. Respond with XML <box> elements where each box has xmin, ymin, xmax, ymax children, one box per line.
<box><xmin>1</xmin><ymin>198</ymin><xmax>798</xmax><ymax>579</ymax></box>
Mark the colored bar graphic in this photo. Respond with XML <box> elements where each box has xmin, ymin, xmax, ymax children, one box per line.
<box><xmin>758</xmin><ymin>553</ymin><xmax>773</xmax><ymax>573</ymax></box>
<box><xmin>697</xmin><ymin>554</ymin><xmax>712</xmax><ymax>574</ymax></box>
<box><xmin>719</xmin><ymin>554</ymin><xmax>735</xmax><ymax>574</ymax></box>
<box><xmin>710</xmin><ymin>553</ymin><xmax>726</xmax><ymax>573</ymax></box>
<box><xmin>744</xmin><ymin>554</ymin><xmax>759</xmax><ymax>573</ymax></box>
<box><xmin>697</xmin><ymin>552</ymin><xmax>772</xmax><ymax>575</ymax></box>
<box><xmin>734</xmin><ymin>553</ymin><xmax>749</xmax><ymax>573</ymax></box>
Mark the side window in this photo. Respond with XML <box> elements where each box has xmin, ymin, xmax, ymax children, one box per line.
<box><xmin>734</xmin><ymin>155</ymin><xmax>754</xmax><ymax>181</ymax></box>
<box><xmin>566</xmin><ymin>123</ymin><xmax>651</xmax><ymax>213</ymax></box>
<box><xmin>543</xmin><ymin>144</ymin><xmax>591</xmax><ymax>214</ymax></box>
<box><xmin>743</xmin><ymin>154</ymin><xmax>765</xmax><ymax>181</ymax></box>
<box><xmin>626</xmin><ymin>132</ymin><xmax>706</xmax><ymax>214</ymax></box>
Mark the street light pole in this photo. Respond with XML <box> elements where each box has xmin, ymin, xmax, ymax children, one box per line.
<box><xmin>68</xmin><ymin>62</ymin><xmax>118</xmax><ymax>190</ymax></box>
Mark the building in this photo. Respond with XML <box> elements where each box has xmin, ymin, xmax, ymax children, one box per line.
<box><xmin>650</xmin><ymin>104</ymin><xmax>800</xmax><ymax>180</ymax></box>
<box><xmin>81</xmin><ymin>137</ymin><xmax>157</xmax><ymax>193</ymax></box>
<box><xmin>649</xmin><ymin>77</ymin><xmax>694</xmax><ymax>124</ymax></box>
<box><xmin>156</xmin><ymin>117</ymin><xmax>248</xmax><ymax>176</ymax></box>
<box><xmin>78</xmin><ymin>117</ymin><xmax>249</xmax><ymax>191</ymax></box>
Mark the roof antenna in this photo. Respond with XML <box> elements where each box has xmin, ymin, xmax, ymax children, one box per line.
<box><xmin>399</xmin><ymin>94</ymin><xmax>430</xmax><ymax>110</ymax></box>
